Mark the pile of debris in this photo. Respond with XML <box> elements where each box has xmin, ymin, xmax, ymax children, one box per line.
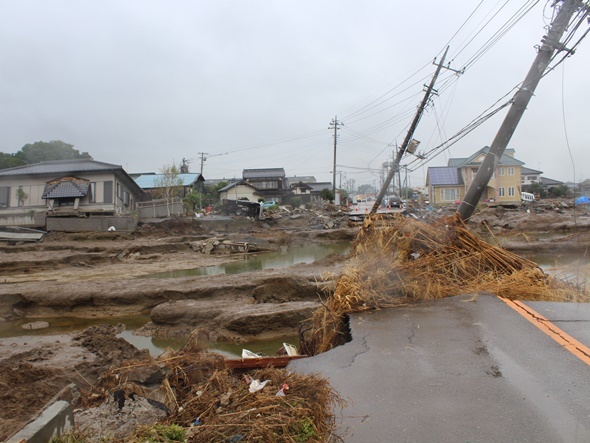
<box><xmin>70</xmin><ymin>341</ymin><xmax>342</xmax><ymax>443</ymax></box>
<box><xmin>302</xmin><ymin>213</ymin><xmax>588</xmax><ymax>355</ymax></box>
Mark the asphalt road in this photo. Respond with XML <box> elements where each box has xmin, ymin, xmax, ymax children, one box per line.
<box><xmin>290</xmin><ymin>295</ymin><xmax>590</xmax><ymax>442</ymax></box>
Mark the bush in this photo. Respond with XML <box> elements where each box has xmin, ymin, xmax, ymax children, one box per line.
<box><xmin>289</xmin><ymin>196</ymin><xmax>303</xmax><ymax>208</ymax></box>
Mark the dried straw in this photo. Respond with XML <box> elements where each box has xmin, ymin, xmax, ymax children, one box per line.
<box><xmin>79</xmin><ymin>347</ymin><xmax>343</xmax><ymax>443</ymax></box>
<box><xmin>304</xmin><ymin>213</ymin><xmax>588</xmax><ymax>355</ymax></box>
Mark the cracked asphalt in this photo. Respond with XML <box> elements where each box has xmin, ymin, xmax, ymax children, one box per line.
<box><xmin>290</xmin><ymin>295</ymin><xmax>590</xmax><ymax>442</ymax></box>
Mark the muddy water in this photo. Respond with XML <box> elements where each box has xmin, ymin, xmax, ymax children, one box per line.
<box><xmin>1</xmin><ymin>243</ymin><xmax>343</xmax><ymax>354</ymax></box>
<box><xmin>141</xmin><ymin>242</ymin><xmax>350</xmax><ymax>279</ymax></box>
<box><xmin>2</xmin><ymin>242</ymin><xmax>586</xmax><ymax>354</ymax></box>
<box><xmin>0</xmin><ymin>315</ymin><xmax>298</xmax><ymax>358</ymax></box>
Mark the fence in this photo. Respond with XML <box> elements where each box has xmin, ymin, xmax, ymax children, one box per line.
<box><xmin>137</xmin><ymin>197</ymin><xmax>184</xmax><ymax>219</ymax></box>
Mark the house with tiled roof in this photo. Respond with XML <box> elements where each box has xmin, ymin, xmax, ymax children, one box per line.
<box><xmin>242</xmin><ymin>168</ymin><xmax>289</xmax><ymax>203</ymax></box>
<box><xmin>0</xmin><ymin>159</ymin><xmax>142</xmax><ymax>228</ymax></box>
<box><xmin>218</xmin><ymin>180</ymin><xmax>261</xmax><ymax>202</ymax></box>
<box><xmin>426</xmin><ymin>147</ymin><xmax>525</xmax><ymax>206</ymax></box>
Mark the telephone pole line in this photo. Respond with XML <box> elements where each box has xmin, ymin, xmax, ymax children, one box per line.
<box><xmin>197</xmin><ymin>151</ymin><xmax>229</xmax><ymax>176</ymax></box>
<box><xmin>371</xmin><ymin>46</ymin><xmax>452</xmax><ymax>214</ymax></box>
<box><xmin>329</xmin><ymin>116</ymin><xmax>344</xmax><ymax>203</ymax></box>
<box><xmin>457</xmin><ymin>0</ymin><xmax>586</xmax><ymax>221</ymax></box>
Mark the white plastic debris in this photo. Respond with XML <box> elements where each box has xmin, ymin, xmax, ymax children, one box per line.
<box><xmin>283</xmin><ymin>343</ymin><xmax>299</xmax><ymax>357</ymax></box>
<box><xmin>249</xmin><ymin>379</ymin><xmax>270</xmax><ymax>393</ymax></box>
<box><xmin>107</xmin><ymin>226</ymin><xmax>116</xmax><ymax>232</ymax></box>
<box><xmin>275</xmin><ymin>383</ymin><xmax>289</xmax><ymax>397</ymax></box>
<box><xmin>242</xmin><ymin>349</ymin><xmax>261</xmax><ymax>358</ymax></box>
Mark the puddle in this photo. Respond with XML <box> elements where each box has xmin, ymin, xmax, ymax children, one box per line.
<box><xmin>0</xmin><ymin>315</ymin><xmax>298</xmax><ymax>358</ymax></box>
<box><xmin>141</xmin><ymin>242</ymin><xmax>350</xmax><ymax>279</ymax></box>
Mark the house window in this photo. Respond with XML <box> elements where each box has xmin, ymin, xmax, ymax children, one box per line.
<box><xmin>89</xmin><ymin>182</ymin><xmax>96</xmax><ymax>203</ymax></box>
<box><xmin>104</xmin><ymin>181</ymin><xmax>113</xmax><ymax>204</ymax></box>
<box><xmin>116</xmin><ymin>182</ymin><xmax>121</xmax><ymax>199</ymax></box>
<box><xmin>0</xmin><ymin>186</ymin><xmax>9</xmax><ymax>207</ymax></box>
<box><xmin>498</xmin><ymin>187</ymin><xmax>506</xmax><ymax>197</ymax></box>
<box><xmin>499</xmin><ymin>168</ymin><xmax>505</xmax><ymax>176</ymax></box>
<box><xmin>57</xmin><ymin>197</ymin><xmax>76</xmax><ymax>207</ymax></box>
<box><xmin>443</xmin><ymin>188</ymin><xmax>457</xmax><ymax>201</ymax></box>
<box><xmin>508</xmin><ymin>167</ymin><xmax>515</xmax><ymax>175</ymax></box>
<box><xmin>508</xmin><ymin>187</ymin><xmax>515</xmax><ymax>197</ymax></box>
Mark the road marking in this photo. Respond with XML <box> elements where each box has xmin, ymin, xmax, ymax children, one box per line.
<box><xmin>499</xmin><ymin>297</ymin><xmax>590</xmax><ymax>366</ymax></box>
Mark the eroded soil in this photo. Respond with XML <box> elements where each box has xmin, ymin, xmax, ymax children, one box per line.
<box><xmin>2</xmin><ymin>202</ymin><xmax>590</xmax><ymax>439</ymax></box>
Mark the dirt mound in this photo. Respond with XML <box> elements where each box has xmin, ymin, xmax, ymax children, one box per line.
<box><xmin>0</xmin><ymin>362</ymin><xmax>70</xmax><ymax>441</ymax></box>
<box><xmin>0</xmin><ymin>324</ymin><xmax>159</xmax><ymax>440</ymax></box>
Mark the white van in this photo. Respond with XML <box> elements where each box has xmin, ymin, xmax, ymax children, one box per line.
<box><xmin>521</xmin><ymin>192</ymin><xmax>535</xmax><ymax>203</ymax></box>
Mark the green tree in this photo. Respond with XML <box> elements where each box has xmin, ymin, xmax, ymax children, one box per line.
<box><xmin>182</xmin><ymin>189</ymin><xmax>202</xmax><ymax>214</ymax></box>
<box><xmin>0</xmin><ymin>152</ymin><xmax>26</xmax><ymax>170</ymax></box>
<box><xmin>547</xmin><ymin>184</ymin><xmax>570</xmax><ymax>198</ymax></box>
<box><xmin>528</xmin><ymin>182</ymin><xmax>545</xmax><ymax>198</ymax></box>
<box><xmin>15</xmin><ymin>140</ymin><xmax>91</xmax><ymax>164</ymax></box>
<box><xmin>154</xmin><ymin>164</ymin><xmax>183</xmax><ymax>217</ymax></box>
<box><xmin>357</xmin><ymin>184</ymin><xmax>373</xmax><ymax>194</ymax></box>
<box><xmin>319</xmin><ymin>188</ymin><xmax>334</xmax><ymax>202</ymax></box>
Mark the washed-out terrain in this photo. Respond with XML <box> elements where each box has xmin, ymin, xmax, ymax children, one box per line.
<box><xmin>1</xmin><ymin>201</ymin><xmax>590</xmax><ymax>440</ymax></box>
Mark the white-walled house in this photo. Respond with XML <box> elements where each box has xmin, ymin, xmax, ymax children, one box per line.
<box><xmin>218</xmin><ymin>181</ymin><xmax>261</xmax><ymax>202</ymax></box>
<box><xmin>0</xmin><ymin>159</ymin><xmax>142</xmax><ymax>228</ymax></box>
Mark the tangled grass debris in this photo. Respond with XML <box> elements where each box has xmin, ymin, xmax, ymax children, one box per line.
<box><xmin>302</xmin><ymin>214</ymin><xmax>588</xmax><ymax>355</ymax></box>
<box><xmin>68</xmin><ymin>344</ymin><xmax>342</xmax><ymax>443</ymax></box>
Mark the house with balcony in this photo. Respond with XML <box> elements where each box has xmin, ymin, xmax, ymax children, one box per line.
<box><xmin>426</xmin><ymin>147</ymin><xmax>525</xmax><ymax>206</ymax></box>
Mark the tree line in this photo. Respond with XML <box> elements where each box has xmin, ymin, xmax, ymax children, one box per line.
<box><xmin>0</xmin><ymin>140</ymin><xmax>91</xmax><ymax>170</ymax></box>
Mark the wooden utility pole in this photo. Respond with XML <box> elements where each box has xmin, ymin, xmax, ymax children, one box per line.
<box><xmin>457</xmin><ymin>0</ymin><xmax>584</xmax><ymax>221</ymax></box>
<box><xmin>329</xmin><ymin>116</ymin><xmax>343</xmax><ymax>203</ymax></box>
<box><xmin>371</xmin><ymin>46</ymin><xmax>450</xmax><ymax>214</ymax></box>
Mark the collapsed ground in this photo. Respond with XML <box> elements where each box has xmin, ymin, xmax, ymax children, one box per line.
<box><xmin>1</xmin><ymin>201</ymin><xmax>590</xmax><ymax>440</ymax></box>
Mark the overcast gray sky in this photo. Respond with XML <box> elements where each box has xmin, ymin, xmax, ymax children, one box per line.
<box><xmin>1</xmin><ymin>1</ymin><xmax>588</xmax><ymax>188</ymax></box>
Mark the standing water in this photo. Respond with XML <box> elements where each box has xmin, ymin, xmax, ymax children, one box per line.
<box><xmin>141</xmin><ymin>242</ymin><xmax>350</xmax><ymax>278</ymax></box>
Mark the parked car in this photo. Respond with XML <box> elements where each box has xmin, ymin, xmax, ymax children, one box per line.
<box><xmin>262</xmin><ymin>201</ymin><xmax>277</xmax><ymax>208</ymax></box>
<box><xmin>382</xmin><ymin>196</ymin><xmax>402</xmax><ymax>208</ymax></box>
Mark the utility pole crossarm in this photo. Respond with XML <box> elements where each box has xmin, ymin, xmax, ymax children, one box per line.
<box><xmin>457</xmin><ymin>0</ymin><xmax>586</xmax><ymax>221</ymax></box>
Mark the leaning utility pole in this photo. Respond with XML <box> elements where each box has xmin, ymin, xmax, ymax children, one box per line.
<box><xmin>371</xmin><ymin>46</ymin><xmax>451</xmax><ymax>214</ymax></box>
<box><xmin>329</xmin><ymin>116</ymin><xmax>343</xmax><ymax>203</ymax></box>
<box><xmin>458</xmin><ymin>0</ymin><xmax>585</xmax><ymax>221</ymax></box>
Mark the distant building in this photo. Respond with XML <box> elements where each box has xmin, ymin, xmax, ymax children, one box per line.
<box><xmin>0</xmin><ymin>159</ymin><xmax>141</xmax><ymax>215</ymax></box>
<box><xmin>242</xmin><ymin>168</ymin><xmax>288</xmax><ymax>202</ymax></box>
<box><xmin>520</xmin><ymin>167</ymin><xmax>543</xmax><ymax>187</ymax></box>
<box><xmin>427</xmin><ymin>147</ymin><xmax>524</xmax><ymax>206</ymax></box>
<box><xmin>0</xmin><ymin>159</ymin><xmax>142</xmax><ymax>229</ymax></box>
<box><xmin>133</xmin><ymin>173</ymin><xmax>204</xmax><ymax>201</ymax></box>
<box><xmin>218</xmin><ymin>181</ymin><xmax>261</xmax><ymax>202</ymax></box>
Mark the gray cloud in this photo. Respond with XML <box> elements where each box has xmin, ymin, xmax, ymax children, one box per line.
<box><xmin>0</xmin><ymin>0</ymin><xmax>588</xmax><ymax>186</ymax></box>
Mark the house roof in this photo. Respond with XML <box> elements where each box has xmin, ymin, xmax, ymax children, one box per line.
<box><xmin>290</xmin><ymin>181</ymin><xmax>314</xmax><ymax>190</ymax></box>
<box><xmin>0</xmin><ymin>159</ymin><xmax>126</xmax><ymax>176</ymax></box>
<box><xmin>521</xmin><ymin>167</ymin><xmax>543</xmax><ymax>175</ymax></box>
<box><xmin>134</xmin><ymin>173</ymin><xmax>204</xmax><ymax>189</ymax></box>
<box><xmin>0</xmin><ymin>159</ymin><xmax>142</xmax><ymax>195</ymax></box>
<box><xmin>308</xmin><ymin>182</ymin><xmax>333</xmax><ymax>192</ymax></box>
<box><xmin>218</xmin><ymin>180</ymin><xmax>259</xmax><ymax>193</ymax></box>
<box><xmin>540</xmin><ymin>176</ymin><xmax>564</xmax><ymax>187</ymax></box>
<box><xmin>427</xmin><ymin>167</ymin><xmax>463</xmax><ymax>186</ymax></box>
<box><xmin>42</xmin><ymin>177</ymin><xmax>90</xmax><ymax>199</ymax></box>
<box><xmin>449</xmin><ymin>146</ymin><xmax>525</xmax><ymax>168</ymax></box>
<box><xmin>243</xmin><ymin>168</ymin><xmax>285</xmax><ymax>179</ymax></box>
<box><xmin>285</xmin><ymin>176</ymin><xmax>316</xmax><ymax>186</ymax></box>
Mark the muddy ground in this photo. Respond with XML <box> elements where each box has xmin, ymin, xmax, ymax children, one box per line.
<box><xmin>2</xmin><ymin>201</ymin><xmax>590</xmax><ymax>440</ymax></box>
